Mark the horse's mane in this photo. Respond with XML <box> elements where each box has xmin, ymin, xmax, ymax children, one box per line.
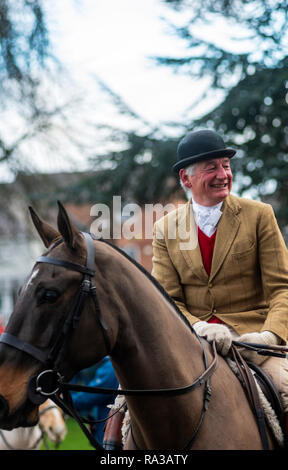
<box><xmin>97</xmin><ymin>238</ymin><xmax>195</xmax><ymax>334</ymax></box>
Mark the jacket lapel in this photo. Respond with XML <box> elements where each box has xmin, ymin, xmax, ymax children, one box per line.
<box><xmin>209</xmin><ymin>195</ymin><xmax>241</xmax><ymax>282</ymax></box>
<box><xmin>178</xmin><ymin>201</ymin><xmax>208</xmax><ymax>283</ymax></box>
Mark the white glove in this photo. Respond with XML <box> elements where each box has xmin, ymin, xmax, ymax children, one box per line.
<box><xmin>193</xmin><ymin>321</ymin><xmax>232</xmax><ymax>356</ymax></box>
<box><xmin>237</xmin><ymin>331</ymin><xmax>281</xmax><ymax>365</ymax></box>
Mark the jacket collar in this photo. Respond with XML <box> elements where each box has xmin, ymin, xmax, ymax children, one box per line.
<box><xmin>209</xmin><ymin>195</ymin><xmax>241</xmax><ymax>282</ymax></box>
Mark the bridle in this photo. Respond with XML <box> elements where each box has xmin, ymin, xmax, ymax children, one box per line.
<box><xmin>0</xmin><ymin>232</ymin><xmax>219</xmax><ymax>450</ymax></box>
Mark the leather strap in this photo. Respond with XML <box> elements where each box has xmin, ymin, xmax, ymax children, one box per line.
<box><xmin>231</xmin><ymin>345</ymin><xmax>270</xmax><ymax>450</ymax></box>
<box><xmin>0</xmin><ymin>333</ymin><xmax>48</xmax><ymax>364</ymax></box>
<box><xmin>37</xmin><ymin>256</ymin><xmax>95</xmax><ymax>277</ymax></box>
<box><xmin>59</xmin><ymin>340</ymin><xmax>218</xmax><ymax>398</ymax></box>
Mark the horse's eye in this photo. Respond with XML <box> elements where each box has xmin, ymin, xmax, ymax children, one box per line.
<box><xmin>41</xmin><ymin>290</ymin><xmax>60</xmax><ymax>304</ymax></box>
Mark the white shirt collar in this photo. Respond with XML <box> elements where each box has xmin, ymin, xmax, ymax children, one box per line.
<box><xmin>191</xmin><ymin>197</ymin><xmax>223</xmax><ymax>237</ymax></box>
<box><xmin>192</xmin><ymin>198</ymin><xmax>223</xmax><ymax>214</ymax></box>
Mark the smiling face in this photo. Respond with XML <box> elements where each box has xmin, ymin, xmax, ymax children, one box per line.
<box><xmin>179</xmin><ymin>157</ymin><xmax>233</xmax><ymax>206</ymax></box>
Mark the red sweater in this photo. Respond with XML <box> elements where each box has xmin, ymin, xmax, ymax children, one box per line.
<box><xmin>197</xmin><ymin>227</ymin><xmax>223</xmax><ymax>325</ymax></box>
<box><xmin>197</xmin><ymin>227</ymin><xmax>216</xmax><ymax>276</ymax></box>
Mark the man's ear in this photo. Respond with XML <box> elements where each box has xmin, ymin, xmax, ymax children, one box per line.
<box><xmin>29</xmin><ymin>206</ymin><xmax>60</xmax><ymax>248</ymax></box>
<box><xmin>179</xmin><ymin>168</ymin><xmax>191</xmax><ymax>188</ymax></box>
<box><xmin>57</xmin><ymin>201</ymin><xmax>82</xmax><ymax>250</ymax></box>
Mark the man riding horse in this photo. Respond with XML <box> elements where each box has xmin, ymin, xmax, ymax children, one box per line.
<box><xmin>151</xmin><ymin>129</ymin><xmax>288</xmax><ymax>438</ymax></box>
<box><xmin>103</xmin><ymin>128</ymin><xmax>288</xmax><ymax>447</ymax></box>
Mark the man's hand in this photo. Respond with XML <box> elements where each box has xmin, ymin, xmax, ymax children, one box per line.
<box><xmin>237</xmin><ymin>331</ymin><xmax>281</xmax><ymax>365</ymax></box>
<box><xmin>193</xmin><ymin>321</ymin><xmax>232</xmax><ymax>356</ymax></box>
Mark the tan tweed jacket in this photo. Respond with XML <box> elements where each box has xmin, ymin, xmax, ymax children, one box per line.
<box><xmin>152</xmin><ymin>194</ymin><xmax>288</xmax><ymax>342</ymax></box>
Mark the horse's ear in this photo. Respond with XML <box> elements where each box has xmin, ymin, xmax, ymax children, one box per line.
<box><xmin>29</xmin><ymin>207</ymin><xmax>60</xmax><ymax>248</ymax></box>
<box><xmin>57</xmin><ymin>201</ymin><xmax>82</xmax><ymax>250</ymax></box>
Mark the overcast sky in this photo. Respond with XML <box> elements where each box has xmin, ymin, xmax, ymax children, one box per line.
<box><xmin>47</xmin><ymin>0</ymin><xmax>222</xmax><ymax>126</ymax></box>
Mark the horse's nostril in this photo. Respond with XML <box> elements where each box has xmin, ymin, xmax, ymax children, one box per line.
<box><xmin>0</xmin><ymin>395</ymin><xmax>9</xmax><ymax>421</ymax></box>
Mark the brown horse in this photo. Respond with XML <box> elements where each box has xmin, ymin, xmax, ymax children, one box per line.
<box><xmin>0</xmin><ymin>202</ymin><xmax>272</xmax><ymax>450</ymax></box>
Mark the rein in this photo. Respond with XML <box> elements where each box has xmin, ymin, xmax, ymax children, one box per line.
<box><xmin>50</xmin><ymin>337</ymin><xmax>217</xmax><ymax>451</ymax></box>
<box><xmin>59</xmin><ymin>339</ymin><xmax>218</xmax><ymax>398</ymax></box>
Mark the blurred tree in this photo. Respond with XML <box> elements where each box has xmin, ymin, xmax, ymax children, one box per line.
<box><xmin>154</xmin><ymin>0</ymin><xmax>288</xmax><ymax>228</ymax></box>
<box><xmin>0</xmin><ymin>0</ymin><xmax>49</xmax><ymax>84</ymax></box>
<box><xmin>196</xmin><ymin>59</ymin><xmax>288</xmax><ymax>226</ymax></box>
<box><xmin>86</xmin><ymin>80</ymin><xmax>185</xmax><ymax>207</ymax></box>
<box><xmin>87</xmin><ymin>129</ymin><xmax>181</xmax><ymax>206</ymax></box>
<box><xmin>0</xmin><ymin>0</ymin><xmax>104</xmax><ymax>236</ymax></box>
<box><xmin>0</xmin><ymin>0</ymin><xmax>89</xmax><ymax>180</ymax></box>
<box><xmin>158</xmin><ymin>0</ymin><xmax>287</xmax><ymax>89</ymax></box>
<box><xmin>0</xmin><ymin>0</ymin><xmax>50</xmax><ymax>165</ymax></box>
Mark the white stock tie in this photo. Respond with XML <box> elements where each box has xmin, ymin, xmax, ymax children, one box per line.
<box><xmin>192</xmin><ymin>199</ymin><xmax>223</xmax><ymax>237</ymax></box>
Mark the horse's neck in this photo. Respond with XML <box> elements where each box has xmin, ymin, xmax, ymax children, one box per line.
<box><xmin>102</xmin><ymin>254</ymin><xmax>217</xmax><ymax>449</ymax></box>
<box><xmin>110</xmin><ymin>272</ymin><xmax>204</xmax><ymax>390</ymax></box>
<box><xmin>110</xmin><ymin>273</ymin><xmax>211</xmax><ymax>449</ymax></box>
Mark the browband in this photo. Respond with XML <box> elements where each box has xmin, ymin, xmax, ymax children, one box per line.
<box><xmin>36</xmin><ymin>256</ymin><xmax>95</xmax><ymax>277</ymax></box>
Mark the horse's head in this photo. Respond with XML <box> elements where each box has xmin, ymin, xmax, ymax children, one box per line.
<box><xmin>0</xmin><ymin>202</ymin><xmax>111</xmax><ymax>430</ymax></box>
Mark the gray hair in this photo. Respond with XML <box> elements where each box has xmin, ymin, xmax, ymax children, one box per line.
<box><xmin>184</xmin><ymin>163</ymin><xmax>197</xmax><ymax>177</ymax></box>
<box><xmin>179</xmin><ymin>163</ymin><xmax>198</xmax><ymax>199</ymax></box>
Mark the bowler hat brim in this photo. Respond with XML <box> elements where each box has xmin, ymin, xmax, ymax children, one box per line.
<box><xmin>173</xmin><ymin>148</ymin><xmax>236</xmax><ymax>173</ymax></box>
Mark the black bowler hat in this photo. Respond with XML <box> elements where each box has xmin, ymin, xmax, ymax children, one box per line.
<box><xmin>173</xmin><ymin>129</ymin><xmax>236</xmax><ymax>173</ymax></box>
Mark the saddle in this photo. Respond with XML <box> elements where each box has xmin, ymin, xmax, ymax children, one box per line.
<box><xmin>247</xmin><ymin>361</ymin><xmax>285</xmax><ymax>432</ymax></box>
<box><xmin>230</xmin><ymin>344</ymin><xmax>286</xmax><ymax>449</ymax></box>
